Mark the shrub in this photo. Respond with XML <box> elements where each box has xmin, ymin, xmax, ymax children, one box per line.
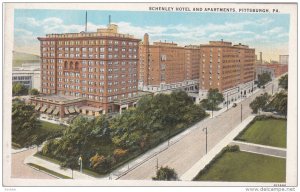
<box><xmin>152</xmin><ymin>166</ymin><xmax>179</xmax><ymax>181</ymax></box>
<box><xmin>113</xmin><ymin>148</ymin><xmax>128</xmax><ymax>160</ymax></box>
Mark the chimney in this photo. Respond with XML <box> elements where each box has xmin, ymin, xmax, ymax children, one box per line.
<box><xmin>144</xmin><ymin>33</ymin><xmax>149</xmax><ymax>45</ymax></box>
<box><xmin>260</xmin><ymin>52</ymin><xmax>262</xmax><ymax>64</ymax></box>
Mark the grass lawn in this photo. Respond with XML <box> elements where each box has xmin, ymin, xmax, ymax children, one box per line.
<box><xmin>33</xmin><ymin>121</ymin><xmax>65</xmax><ymax>140</ymax></box>
<box><xmin>236</xmin><ymin>118</ymin><xmax>287</xmax><ymax>148</ymax></box>
<box><xmin>27</xmin><ymin>163</ymin><xmax>71</xmax><ymax>179</ymax></box>
<box><xmin>194</xmin><ymin>151</ymin><xmax>286</xmax><ymax>182</ymax></box>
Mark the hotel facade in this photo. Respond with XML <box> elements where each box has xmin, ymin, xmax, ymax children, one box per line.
<box><xmin>138</xmin><ymin>34</ymin><xmax>200</xmax><ymax>93</ymax></box>
<box><xmin>199</xmin><ymin>41</ymin><xmax>256</xmax><ymax>106</ymax></box>
<box><xmin>31</xmin><ymin>24</ymin><xmax>144</xmax><ymax>118</ymax></box>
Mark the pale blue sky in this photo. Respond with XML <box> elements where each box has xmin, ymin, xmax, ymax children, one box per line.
<box><xmin>14</xmin><ymin>9</ymin><xmax>290</xmax><ymax>61</ymax></box>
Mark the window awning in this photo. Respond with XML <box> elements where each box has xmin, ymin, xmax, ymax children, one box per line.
<box><xmin>52</xmin><ymin>107</ymin><xmax>60</xmax><ymax>115</ymax></box>
<box><xmin>68</xmin><ymin>106</ymin><xmax>75</xmax><ymax>114</ymax></box>
<box><xmin>75</xmin><ymin>106</ymin><xmax>80</xmax><ymax>113</ymax></box>
<box><xmin>46</xmin><ymin>106</ymin><xmax>55</xmax><ymax>114</ymax></box>
<box><xmin>35</xmin><ymin>104</ymin><xmax>41</xmax><ymax>111</ymax></box>
<box><xmin>64</xmin><ymin>108</ymin><xmax>69</xmax><ymax>115</ymax></box>
<box><xmin>40</xmin><ymin>105</ymin><xmax>47</xmax><ymax>112</ymax></box>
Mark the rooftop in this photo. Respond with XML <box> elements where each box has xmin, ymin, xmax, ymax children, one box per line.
<box><xmin>31</xmin><ymin>94</ymin><xmax>85</xmax><ymax>104</ymax></box>
<box><xmin>39</xmin><ymin>24</ymin><xmax>137</xmax><ymax>40</ymax></box>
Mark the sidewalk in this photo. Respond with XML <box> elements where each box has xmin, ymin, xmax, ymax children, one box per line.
<box><xmin>180</xmin><ymin>115</ymin><xmax>256</xmax><ymax>181</ymax></box>
<box><xmin>230</xmin><ymin>141</ymin><xmax>286</xmax><ymax>158</ymax></box>
<box><xmin>24</xmin><ymin>155</ymin><xmax>97</xmax><ymax>180</ymax></box>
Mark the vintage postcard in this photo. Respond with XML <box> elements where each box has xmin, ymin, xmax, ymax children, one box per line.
<box><xmin>2</xmin><ymin>2</ymin><xmax>298</xmax><ymax>189</ymax></box>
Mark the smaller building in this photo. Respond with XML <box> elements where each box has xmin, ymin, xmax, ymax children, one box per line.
<box><xmin>30</xmin><ymin>91</ymin><xmax>152</xmax><ymax>119</ymax></box>
<box><xmin>255</xmin><ymin>65</ymin><xmax>276</xmax><ymax>80</ymax></box>
<box><xmin>279</xmin><ymin>55</ymin><xmax>289</xmax><ymax>65</ymax></box>
<box><xmin>256</xmin><ymin>64</ymin><xmax>288</xmax><ymax>79</ymax></box>
<box><xmin>12</xmin><ymin>63</ymin><xmax>41</xmax><ymax>90</ymax></box>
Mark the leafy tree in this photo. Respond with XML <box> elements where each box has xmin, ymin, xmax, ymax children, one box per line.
<box><xmin>201</xmin><ymin>88</ymin><xmax>224</xmax><ymax>110</ymax></box>
<box><xmin>249</xmin><ymin>93</ymin><xmax>271</xmax><ymax>113</ymax></box>
<box><xmin>28</xmin><ymin>88</ymin><xmax>39</xmax><ymax>95</ymax></box>
<box><xmin>12</xmin><ymin>99</ymin><xmax>41</xmax><ymax>147</ymax></box>
<box><xmin>270</xmin><ymin>91</ymin><xmax>288</xmax><ymax>117</ymax></box>
<box><xmin>152</xmin><ymin>166</ymin><xmax>179</xmax><ymax>181</ymax></box>
<box><xmin>257</xmin><ymin>72</ymin><xmax>271</xmax><ymax>88</ymax></box>
<box><xmin>12</xmin><ymin>82</ymin><xmax>28</xmax><ymax>96</ymax></box>
<box><xmin>61</xmin><ymin>156</ymin><xmax>79</xmax><ymax>179</ymax></box>
<box><xmin>279</xmin><ymin>74</ymin><xmax>288</xmax><ymax>90</ymax></box>
<box><xmin>90</xmin><ymin>115</ymin><xmax>111</xmax><ymax>143</ymax></box>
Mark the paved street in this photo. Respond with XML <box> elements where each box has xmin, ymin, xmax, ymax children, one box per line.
<box><xmin>230</xmin><ymin>141</ymin><xmax>286</xmax><ymax>158</ymax></box>
<box><xmin>11</xmin><ymin>148</ymin><xmax>55</xmax><ymax>179</ymax></box>
<box><xmin>120</xmin><ymin>81</ymin><xmax>278</xmax><ymax>180</ymax></box>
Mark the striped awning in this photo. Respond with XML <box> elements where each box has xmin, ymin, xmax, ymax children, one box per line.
<box><xmin>75</xmin><ymin>106</ymin><xmax>80</xmax><ymax>113</ymax></box>
<box><xmin>46</xmin><ymin>106</ymin><xmax>55</xmax><ymax>114</ymax></box>
<box><xmin>40</xmin><ymin>105</ymin><xmax>47</xmax><ymax>112</ymax></box>
<box><xmin>68</xmin><ymin>106</ymin><xmax>75</xmax><ymax>114</ymax></box>
<box><xmin>64</xmin><ymin>108</ymin><xmax>69</xmax><ymax>115</ymax></box>
<box><xmin>35</xmin><ymin>104</ymin><xmax>41</xmax><ymax>111</ymax></box>
<box><xmin>52</xmin><ymin>107</ymin><xmax>60</xmax><ymax>115</ymax></box>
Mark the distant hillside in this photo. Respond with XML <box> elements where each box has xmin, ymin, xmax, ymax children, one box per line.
<box><xmin>13</xmin><ymin>51</ymin><xmax>40</xmax><ymax>67</ymax></box>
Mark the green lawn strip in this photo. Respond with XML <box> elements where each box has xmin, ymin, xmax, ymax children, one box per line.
<box><xmin>27</xmin><ymin>163</ymin><xmax>71</xmax><ymax>179</ymax></box>
<box><xmin>39</xmin><ymin>121</ymin><xmax>65</xmax><ymax>134</ymax></box>
<box><xmin>194</xmin><ymin>151</ymin><xmax>286</xmax><ymax>182</ymax></box>
<box><xmin>235</xmin><ymin>118</ymin><xmax>287</xmax><ymax>148</ymax></box>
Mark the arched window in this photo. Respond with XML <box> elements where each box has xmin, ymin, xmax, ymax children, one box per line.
<box><xmin>75</xmin><ymin>62</ymin><xmax>79</xmax><ymax>70</ymax></box>
<box><xmin>64</xmin><ymin>61</ymin><xmax>68</xmax><ymax>69</ymax></box>
<box><xmin>70</xmin><ymin>62</ymin><xmax>74</xmax><ymax>69</ymax></box>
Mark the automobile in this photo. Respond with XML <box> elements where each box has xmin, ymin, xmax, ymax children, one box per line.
<box><xmin>232</xmin><ymin>103</ymin><xmax>237</xmax><ymax>107</ymax></box>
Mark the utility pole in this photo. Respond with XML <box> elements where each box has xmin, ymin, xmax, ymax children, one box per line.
<box><xmin>156</xmin><ymin>158</ymin><xmax>159</xmax><ymax>170</ymax></box>
<box><xmin>202</xmin><ymin>127</ymin><xmax>208</xmax><ymax>154</ymax></box>
<box><xmin>272</xmin><ymin>83</ymin><xmax>274</xmax><ymax>95</ymax></box>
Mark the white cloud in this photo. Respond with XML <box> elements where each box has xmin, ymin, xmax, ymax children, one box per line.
<box><xmin>263</xmin><ymin>27</ymin><xmax>283</xmax><ymax>34</ymax></box>
<box><xmin>256</xmin><ymin>17</ymin><xmax>273</xmax><ymax>25</ymax></box>
<box><xmin>209</xmin><ymin>31</ymin><xmax>255</xmax><ymax>38</ymax></box>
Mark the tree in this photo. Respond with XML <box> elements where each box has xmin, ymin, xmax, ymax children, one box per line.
<box><xmin>201</xmin><ymin>88</ymin><xmax>224</xmax><ymax>111</ymax></box>
<box><xmin>257</xmin><ymin>72</ymin><xmax>271</xmax><ymax>88</ymax></box>
<box><xmin>61</xmin><ymin>156</ymin><xmax>79</xmax><ymax>179</ymax></box>
<box><xmin>28</xmin><ymin>88</ymin><xmax>39</xmax><ymax>95</ymax></box>
<box><xmin>270</xmin><ymin>91</ymin><xmax>288</xmax><ymax>117</ymax></box>
<box><xmin>12</xmin><ymin>99</ymin><xmax>41</xmax><ymax>147</ymax></box>
<box><xmin>152</xmin><ymin>166</ymin><xmax>179</xmax><ymax>181</ymax></box>
<box><xmin>279</xmin><ymin>74</ymin><xmax>288</xmax><ymax>90</ymax></box>
<box><xmin>12</xmin><ymin>82</ymin><xmax>28</xmax><ymax>96</ymax></box>
<box><xmin>249</xmin><ymin>93</ymin><xmax>271</xmax><ymax>113</ymax></box>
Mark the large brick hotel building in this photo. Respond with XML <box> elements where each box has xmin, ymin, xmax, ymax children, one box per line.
<box><xmin>31</xmin><ymin>24</ymin><xmax>145</xmax><ymax>118</ymax></box>
<box><xmin>138</xmin><ymin>34</ymin><xmax>200</xmax><ymax>93</ymax></box>
<box><xmin>199</xmin><ymin>40</ymin><xmax>256</xmax><ymax>104</ymax></box>
<box><xmin>31</xmin><ymin>22</ymin><xmax>256</xmax><ymax>118</ymax></box>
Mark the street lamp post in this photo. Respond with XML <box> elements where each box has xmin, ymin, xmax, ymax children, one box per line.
<box><xmin>202</xmin><ymin>127</ymin><xmax>208</xmax><ymax>154</ymax></box>
<box><xmin>240</xmin><ymin>104</ymin><xmax>243</xmax><ymax>122</ymax></box>
<box><xmin>226</xmin><ymin>92</ymin><xmax>229</xmax><ymax>110</ymax></box>
<box><xmin>168</xmin><ymin>126</ymin><xmax>170</xmax><ymax>147</ymax></box>
<box><xmin>78</xmin><ymin>156</ymin><xmax>82</xmax><ymax>173</ymax></box>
